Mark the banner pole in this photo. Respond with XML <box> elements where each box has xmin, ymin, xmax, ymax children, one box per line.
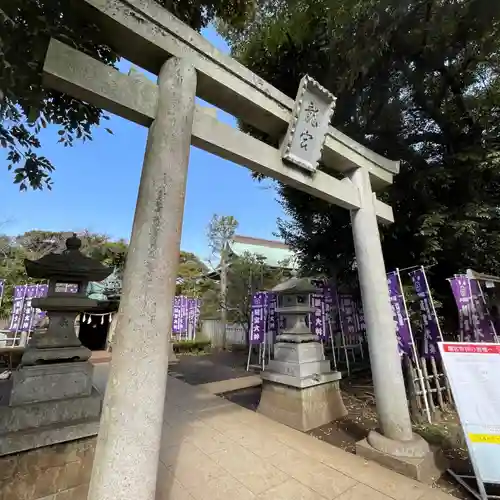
<box><xmin>466</xmin><ymin>277</ymin><xmax>478</xmax><ymax>342</ymax></box>
<box><xmin>420</xmin><ymin>266</ymin><xmax>444</xmax><ymax>341</ymax></box>
<box><xmin>328</xmin><ymin>318</ymin><xmax>338</xmax><ymax>371</ymax></box>
<box><xmin>420</xmin><ymin>268</ymin><xmax>453</xmax><ymax>405</ymax></box>
<box><xmin>336</xmin><ymin>293</ymin><xmax>351</xmax><ymax>376</ymax></box>
<box><xmin>261</xmin><ymin>329</ymin><xmax>266</xmax><ymax>371</ymax></box>
<box><xmin>396</xmin><ymin>269</ymin><xmax>431</xmax><ymax>423</ymax></box>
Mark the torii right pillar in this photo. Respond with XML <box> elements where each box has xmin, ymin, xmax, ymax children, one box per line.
<box><xmin>349</xmin><ymin>167</ymin><xmax>446</xmax><ymax>482</ymax></box>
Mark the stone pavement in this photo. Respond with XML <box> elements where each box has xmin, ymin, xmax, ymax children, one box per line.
<box><xmin>92</xmin><ymin>365</ymin><xmax>457</xmax><ymax>500</ymax></box>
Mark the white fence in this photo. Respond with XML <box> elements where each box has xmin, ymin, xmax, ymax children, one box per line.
<box><xmin>0</xmin><ymin>329</ymin><xmax>29</xmax><ymax>348</ymax></box>
<box><xmin>200</xmin><ymin>319</ymin><xmax>247</xmax><ymax>347</ymax></box>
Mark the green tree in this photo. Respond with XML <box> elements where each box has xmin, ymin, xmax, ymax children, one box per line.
<box><xmin>0</xmin><ymin>0</ymin><xmax>253</xmax><ymax>190</ymax></box>
<box><xmin>226</xmin><ymin>251</ymin><xmax>286</xmax><ymax>341</ymax></box>
<box><xmin>176</xmin><ymin>250</ymin><xmax>209</xmax><ymax>297</ymax></box>
<box><xmin>223</xmin><ymin>0</ymin><xmax>500</xmax><ymax>323</ymax></box>
<box><xmin>0</xmin><ymin>229</ymin><xmax>128</xmax><ymax>319</ymax></box>
<box><xmin>207</xmin><ymin>214</ymin><xmax>238</xmax><ymax>348</ymax></box>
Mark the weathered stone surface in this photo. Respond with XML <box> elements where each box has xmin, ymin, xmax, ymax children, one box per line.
<box><xmin>10</xmin><ymin>362</ymin><xmax>93</xmax><ymax>406</ymax></box>
<box><xmin>0</xmin><ymin>387</ymin><xmax>101</xmax><ymax>434</ymax></box>
<box><xmin>273</xmin><ymin>342</ymin><xmax>324</xmax><ymax>363</ymax></box>
<box><xmin>257</xmin><ymin>378</ymin><xmax>347</xmax><ymax>431</ymax></box>
<box><xmin>261</xmin><ymin>369</ymin><xmax>341</xmax><ymax>389</ymax></box>
<box><xmin>76</xmin><ymin>0</ymin><xmax>399</xmax><ymax>185</ymax></box>
<box><xmin>42</xmin><ymin>40</ymin><xmax>396</xmax><ymax>224</ymax></box>
<box><xmin>349</xmin><ymin>167</ymin><xmax>414</xmax><ymax>443</ymax></box>
<box><xmin>266</xmin><ymin>359</ymin><xmax>332</xmax><ymax>380</ymax></box>
<box><xmin>87</xmin><ymin>57</ymin><xmax>197</xmax><ymax>500</ymax></box>
<box><xmin>0</xmin><ymin>436</ymin><xmax>95</xmax><ymax>500</ymax></box>
<box><xmin>355</xmin><ymin>438</ymin><xmax>448</xmax><ymax>483</ymax></box>
<box><xmin>20</xmin><ymin>345</ymin><xmax>91</xmax><ymax>366</ymax></box>
<box><xmin>0</xmin><ymin>420</ymin><xmax>99</xmax><ymax>457</ymax></box>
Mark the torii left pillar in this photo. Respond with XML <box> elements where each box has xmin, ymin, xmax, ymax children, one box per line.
<box><xmin>87</xmin><ymin>58</ymin><xmax>196</xmax><ymax>500</ymax></box>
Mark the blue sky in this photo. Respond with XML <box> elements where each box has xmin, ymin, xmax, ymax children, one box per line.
<box><xmin>0</xmin><ymin>27</ymin><xmax>285</xmax><ymax>261</ymax></box>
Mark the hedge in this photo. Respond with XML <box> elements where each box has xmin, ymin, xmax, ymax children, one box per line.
<box><xmin>172</xmin><ymin>339</ymin><xmax>211</xmax><ymax>354</ymax></box>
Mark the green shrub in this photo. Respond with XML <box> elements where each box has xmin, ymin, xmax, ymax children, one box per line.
<box><xmin>229</xmin><ymin>343</ymin><xmax>248</xmax><ymax>353</ymax></box>
<box><xmin>173</xmin><ymin>339</ymin><xmax>211</xmax><ymax>354</ymax></box>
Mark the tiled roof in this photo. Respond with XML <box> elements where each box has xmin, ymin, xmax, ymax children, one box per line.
<box><xmin>229</xmin><ymin>234</ymin><xmax>298</xmax><ymax>270</ymax></box>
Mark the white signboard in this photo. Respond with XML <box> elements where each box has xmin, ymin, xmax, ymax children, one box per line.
<box><xmin>438</xmin><ymin>341</ymin><xmax>500</xmax><ymax>491</ymax></box>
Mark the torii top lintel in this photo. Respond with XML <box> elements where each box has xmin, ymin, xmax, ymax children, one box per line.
<box><xmin>78</xmin><ymin>0</ymin><xmax>399</xmax><ymax>185</ymax></box>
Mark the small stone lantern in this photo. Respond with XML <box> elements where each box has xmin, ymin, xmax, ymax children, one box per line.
<box><xmin>9</xmin><ymin>234</ymin><xmax>113</xmax><ymax>406</ymax></box>
<box><xmin>275</xmin><ymin>278</ymin><xmax>318</xmax><ymax>341</ymax></box>
<box><xmin>257</xmin><ymin>277</ymin><xmax>347</xmax><ymax>431</ymax></box>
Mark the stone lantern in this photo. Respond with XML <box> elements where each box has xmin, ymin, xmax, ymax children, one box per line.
<box><xmin>9</xmin><ymin>234</ymin><xmax>113</xmax><ymax>405</ymax></box>
<box><xmin>0</xmin><ymin>235</ymin><xmax>114</xmax><ymax>455</ymax></box>
<box><xmin>257</xmin><ymin>277</ymin><xmax>347</xmax><ymax>431</ymax></box>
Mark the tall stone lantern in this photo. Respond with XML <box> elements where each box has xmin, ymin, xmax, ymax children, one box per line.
<box><xmin>10</xmin><ymin>234</ymin><xmax>113</xmax><ymax>404</ymax></box>
<box><xmin>0</xmin><ymin>234</ymin><xmax>113</xmax><ymax>456</ymax></box>
<box><xmin>257</xmin><ymin>277</ymin><xmax>347</xmax><ymax>431</ymax></box>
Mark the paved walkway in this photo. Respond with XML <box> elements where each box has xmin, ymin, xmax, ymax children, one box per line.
<box><xmin>92</xmin><ymin>365</ymin><xmax>458</xmax><ymax>500</ymax></box>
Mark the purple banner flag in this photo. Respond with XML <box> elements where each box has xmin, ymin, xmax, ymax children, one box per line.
<box><xmin>409</xmin><ymin>268</ymin><xmax>441</xmax><ymax>358</ymax></box>
<box><xmin>35</xmin><ymin>284</ymin><xmax>49</xmax><ymax>324</ymax></box>
<box><xmin>449</xmin><ymin>276</ymin><xmax>474</xmax><ymax>341</ymax></box>
<box><xmin>250</xmin><ymin>292</ymin><xmax>266</xmax><ymax>344</ymax></box>
<box><xmin>180</xmin><ymin>296</ymin><xmax>188</xmax><ymax>334</ymax></box>
<box><xmin>354</xmin><ymin>300</ymin><xmax>366</xmax><ymax>337</ymax></box>
<box><xmin>20</xmin><ymin>284</ymin><xmax>38</xmax><ymax>332</ymax></box>
<box><xmin>172</xmin><ymin>296</ymin><xmax>182</xmax><ymax>334</ymax></box>
<box><xmin>310</xmin><ymin>293</ymin><xmax>326</xmax><ymax>338</ymax></box>
<box><xmin>171</xmin><ymin>296</ymin><xmax>201</xmax><ymax>336</ymax></box>
<box><xmin>266</xmin><ymin>292</ymin><xmax>278</xmax><ymax>341</ymax></box>
<box><xmin>186</xmin><ymin>298</ymin><xmax>201</xmax><ymax>335</ymax></box>
<box><xmin>338</xmin><ymin>294</ymin><xmax>357</xmax><ymax>337</ymax></box>
<box><xmin>387</xmin><ymin>271</ymin><xmax>412</xmax><ymax>356</ymax></box>
<box><xmin>469</xmin><ymin>278</ymin><xmax>497</xmax><ymax>342</ymax></box>
<box><xmin>323</xmin><ymin>284</ymin><xmax>336</xmax><ymax>338</ymax></box>
<box><xmin>9</xmin><ymin>285</ymin><xmax>27</xmax><ymax>332</ymax></box>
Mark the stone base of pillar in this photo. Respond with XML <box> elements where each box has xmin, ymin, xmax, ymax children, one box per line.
<box><xmin>168</xmin><ymin>341</ymin><xmax>178</xmax><ymax>364</ymax></box>
<box><xmin>257</xmin><ymin>376</ymin><xmax>347</xmax><ymax>432</ymax></box>
<box><xmin>355</xmin><ymin>431</ymin><xmax>449</xmax><ymax>483</ymax></box>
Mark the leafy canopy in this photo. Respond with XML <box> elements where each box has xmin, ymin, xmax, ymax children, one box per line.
<box><xmin>0</xmin><ymin>0</ymin><xmax>253</xmax><ymax>190</ymax></box>
<box><xmin>224</xmin><ymin>0</ymin><xmax>500</xmax><ymax>314</ymax></box>
<box><xmin>0</xmin><ymin>229</ymin><xmax>128</xmax><ymax>318</ymax></box>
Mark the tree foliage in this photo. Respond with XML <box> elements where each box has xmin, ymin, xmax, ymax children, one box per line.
<box><xmin>176</xmin><ymin>250</ymin><xmax>210</xmax><ymax>297</ymax></box>
<box><xmin>0</xmin><ymin>229</ymin><xmax>128</xmax><ymax>318</ymax></box>
<box><xmin>225</xmin><ymin>0</ymin><xmax>500</xmax><ymax>318</ymax></box>
<box><xmin>0</xmin><ymin>228</ymin><xmax>213</xmax><ymax>320</ymax></box>
<box><xmin>206</xmin><ymin>214</ymin><xmax>239</xmax><ymax>261</ymax></box>
<box><xmin>0</xmin><ymin>0</ymin><xmax>253</xmax><ymax>190</ymax></box>
<box><xmin>226</xmin><ymin>251</ymin><xmax>287</xmax><ymax>335</ymax></box>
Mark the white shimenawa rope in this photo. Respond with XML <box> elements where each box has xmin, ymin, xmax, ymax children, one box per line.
<box><xmin>78</xmin><ymin>312</ymin><xmax>114</xmax><ymax>325</ymax></box>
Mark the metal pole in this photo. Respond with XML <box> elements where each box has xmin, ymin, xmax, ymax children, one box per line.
<box><xmin>420</xmin><ymin>266</ymin><xmax>444</xmax><ymax>341</ymax></box>
<box><xmin>396</xmin><ymin>268</ymin><xmax>431</xmax><ymax>423</ymax></box>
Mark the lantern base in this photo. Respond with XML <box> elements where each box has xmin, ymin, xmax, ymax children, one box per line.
<box><xmin>21</xmin><ymin>345</ymin><xmax>92</xmax><ymax>367</ymax></box>
<box><xmin>9</xmin><ymin>361</ymin><xmax>94</xmax><ymax>406</ymax></box>
<box><xmin>257</xmin><ymin>375</ymin><xmax>346</xmax><ymax>432</ymax></box>
<box><xmin>0</xmin><ymin>386</ymin><xmax>102</xmax><ymax>457</ymax></box>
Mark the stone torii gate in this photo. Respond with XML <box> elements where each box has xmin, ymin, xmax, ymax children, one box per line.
<box><xmin>41</xmin><ymin>0</ymin><xmax>433</xmax><ymax>498</ymax></box>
